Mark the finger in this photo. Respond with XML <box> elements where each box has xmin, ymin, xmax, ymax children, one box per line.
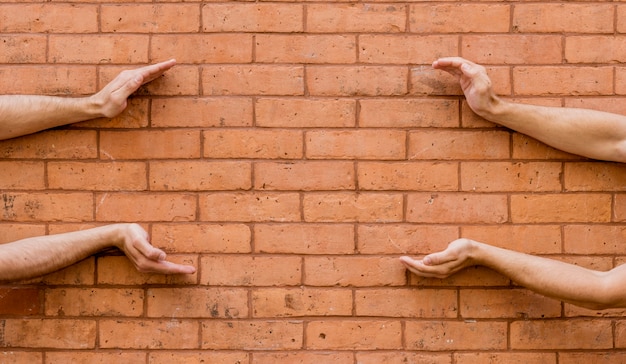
<box><xmin>136</xmin><ymin>59</ymin><xmax>176</xmax><ymax>84</ymax></box>
<box><xmin>130</xmin><ymin>235</ymin><xmax>166</xmax><ymax>262</ymax></box>
<box><xmin>135</xmin><ymin>258</ymin><xmax>197</xmax><ymax>275</ymax></box>
<box><xmin>399</xmin><ymin>257</ymin><xmax>449</xmax><ymax>278</ymax></box>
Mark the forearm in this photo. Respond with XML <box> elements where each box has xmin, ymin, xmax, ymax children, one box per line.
<box><xmin>0</xmin><ymin>95</ymin><xmax>103</xmax><ymax>140</ymax></box>
<box><xmin>474</xmin><ymin>242</ymin><xmax>617</xmax><ymax>309</ymax></box>
<box><xmin>0</xmin><ymin>224</ymin><xmax>123</xmax><ymax>281</ymax></box>
<box><xmin>483</xmin><ymin>98</ymin><xmax>626</xmax><ymax>163</ymax></box>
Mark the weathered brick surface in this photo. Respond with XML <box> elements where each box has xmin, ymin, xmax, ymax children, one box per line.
<box><xmin>2</xmin><ymin>0</ymin><xmax>626</xmax><ymax>361</ymax></box>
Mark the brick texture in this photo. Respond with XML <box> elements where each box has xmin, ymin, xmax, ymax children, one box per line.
<box><xmin>2</xmin><ymin>0</ymin><xmax>625</xmax><ymax>361</ymax></box>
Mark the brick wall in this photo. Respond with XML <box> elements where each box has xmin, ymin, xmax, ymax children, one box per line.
<box><xmin>1</xmin><ymin>0</ymin><xmax>626</xmax><ymax>363</ymax></box>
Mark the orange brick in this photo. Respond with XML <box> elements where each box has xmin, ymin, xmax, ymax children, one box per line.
<box><xmin>147</xmin><ymin>288</ymin><xmax>248</xmax><ymax>318</ymax></box>
<box><xmin>49</xmin><ymin>35</ymin><xmax>149</xmax><ymax>64</ymax></box>
<box><xmin>564</xmin><ymin>97</ymin><xmax>626</xmax><ymax>116</ymax></box>
<box><xmin>460</xmin><ymin>289</ymin><xmax>561</xmax><ymax>319</ymax></box>
<box><xmin>564</xmin><ymin>162</ymin><xmax>626</xmax><ymax>191</ymax></box>
<box><xmin>0</xmin><ymin>130</ymin><xmax>97</xmax><ymax>159</ymax></box>
<box><xmin>150</xmin><ymin>160</ymin><xmax>251</xmax><ymax>191</ymax></box>
<box><xmin>256</xmin><ymin>35</ymin><xmax>356</xmax><ymax>64</ymax></box>
<box><xmin>303</xmin><ymin>192</ymin><xmax>403</xmax><ymax>222</ymax></box>
<box><xmin>203</xmin><ymin>129</ymin><xmax>303</xmax><ymax>159</ymax></box>
<box><xmin>513</xmin><ymin>66</ymin><xmax>613</xmax><ymax>96</ymax></box>
<box><xmin>408</xmin><ymin>130</ymin><xmax>510</xmax><ymax>160</ymax></box>
<box><xmin>0</xmin><ymin>192</ymin><xmax>93</xmax><ymax>222</ymax></box>
<box><xmin>407</xmin><ymin>193</ymin><xmax>508</xmax><ymax>224</ymax></box>
<box><xmin>510</xmin><ymin>193</ymin><xmax>612</xmax><ymax>223</ymax></box>
<box><xmin>564</xmin><ymin>225</ymin><xmax>626</xmax><ymax>254</ymax></box>
<box><xmin>0</xmin><ymin>4</ymin><xmax>97</xmax><ymax>33</ymax></box>
<box><xmin>304</xmin><ymin>256</ymin><xmax>405</xmax><ymax>286</ymax></box>
<box><xmin>200</xmin><ymin>256</ymin><xmax>301</xmax><ymax>286</ymax></box>
<box><xmin>252</xmin><ymin>287</ymin><xmax>352</xmax><ymax>317</ymax></box>
<box><xmin>95</xmin><ymin>192</ymin><xmax>196</xmax><ymax>222</ymax></box>
<box><xmin>306</xmin><ymin>320</ymin><xmax>402</xmax><ymax>350</ymax></box>
<box><xmin>357</xmin><ymin>224</ymin><xmax>459</xmax><ymax>255</ymax></box>
<box><xmin>512</xmin><ymin>134</ymin><xmax>582</xmax><ymax>160</ymax></box>
<box><xmin>201</xmin><ymin>320</ymin><xmax>303</xmax><ymax>349</ymax></box>
<box><xmin>560</xmin><ymin>352</ymin><xmax>626</xmax><ymax>364</ymax></box>
<box><xmin>0</xmin><ymin>288</ymin><xmax>40</xmax><ymax>315</ymax></box>
<box><xmin>202</xmin><ymin>3</ymin><xmax>303</xmax><ymax>32</ymax></box>
<box><xmin>566</xmin><ymin>36</ymin><xmax>626</xmax><ymax>64</ymax></box>
<box><xmin>0</xmin><ymin>161</ymin><xmax>45</xmax><ymax>190</ymax></box>
<box><xmin>358</xmin><ymin>161</ymin><xmax>458</xmax><ymax>191</ymax></box>
<box><xmin>307</xmin><ymin>4</ymin><xmax>406</xmax><ymax>33</ymax></box>
<box><xmin>0</xmin><ymin>65</ymin><xmax>96</xmax><ymax>95</ymax></box>
<box><xmin>47</xmin><ymin>352</ymin><xmax>147</xmax><ymax>364</ymax></box>
<box><xmin>99</xmin><ymin>319</ymin><xmax>199</xmax><ymax>349</ymax></box>
<box><xmin>254</xmin><ymin>161</ymin><xmax>355</xmax><ymax>190</ymax></box>
<box><xmin>151</xmin><ymin>97</ymin><xmax>253</xmax><ymax>127</ymax></box>
<box><xmin>513</xmin><ymin>4</ymin><xmax>613</xmax><ymax>33</ymax></box>
<box><xmin>101</xmin><ymin>4</ymin><xmax>199</xmax><ymax>33</ymax></box>
<box><xmin>356</xmin><ymin>352</ymin><xmax>451</xmax><ymax>364</ymax></box>
<box><xmin>461</xmin><ymin>161</ymin><xmax>562</xmax><ymax>192</ymax></box>
<box><xmin>27</xmin><ymin>258</ymin><xmax>95</xmax><ymax>286</ymax></box>
<box><xmin>306</xmin><ymin>130</ymin><xmax>405</xmax><ymax>160</ymax></box>
<box><xmin>0</xmin><ymin>223</ymin><xmax>46</xmax><ymax>244</ymax></box>
<box><xmin>360</xmin><ymin>35</ymin><xmax>457</xmax><ymax>65</ymax></box>
<box><xmin>0</xmin><ymin>352</ymin><xmax>43</xmax><ymax>364</ymax></box>
<box><xmin>405</xmin><ymin>321</ymin><xmax>507</xmax><ymax>351</ymax></box>
<box><xmin>455</xmin><ymin>353</ymin><xmax>556</xmax><ymax>364</ymax></box>
<box><xmin>461</xmin><ymin>225</ymin><xmax>562</xmax><ymax>254</ymax></box>
<box><xmin>99</xmin><ymin>130</ymin><xmax>201</xmax><ymax>159</ymax></box>
<box><xmin>463</xmin><ymin>35</ymin><xmax>562</xmax><ymax>64</ymax></box>
<box><xmin>254</xmin><ymin>223</ymin><xmax>354</xmax><ymax>254</ymax></box>
<box><xmin>254</xmin><ymin>352</ymin><xmax>353</xmax><ymax>364</ymax></box>
<box><xmin>44</xmin><ymin>288</ymin><xmax>144</xmax><ymax>317</ymax></box>
<box><xmin>97</xmin><ymin>255</ymin><xmax>198</xmax><ymax>285</ymax></box>
<box><xmin>359</xmin><ymin>99</ymin><xmax>459</xmax><ymax>128</ymax></box>
<box><xmin>150</xmin><ymin>352</ymin><xmax>249</xmax><ymax>364</ymax></box>
<box><xmin>202</xmin><ymin>65</ymin><xmax>304</xmax><ymax>96</ymax></box>
<box><xmin>199</xmin><ymin>192</ymin><xmax>301</xmax><ymax>222</ymax></box>
<box><xmin>255</xmin><ymin>98</ymin><xmax>356</xmax><ymax>128</ymax></box>
<box><xmin>410</xmin><ymin>4</ymin><xmax>510</xmax><ymax>33</ymax></box>
<box><xmin>151</xmin><ymin>34</ymin><xmax>253</xmax><ymax>64</ymax></box>
<box><xmin>355</xmin><ymin>288</ymin><xmax>457</xmax><ymax>318</ymax></box>
<box><xmin>48</xmin><ymin>161</ymin><xmax>147</xmax><ymax>191</ymax></box>
<box><xmin>2</xmin><ymin>319</ymin><xmax>96</xmax><ymax>348</ymax></box>
<box><xmin>151</xmin><ymin>223</ymin><xmax>251</xmax><ymax>254</ymax></box>
<box><xmin>0</xmin><ymin>35</ymin><xmax>46</xmax><ymax>63</ymax></box>
<box><xmin>511</xmin><ymin>319</ymin><xmax>612</xmax><ymax>349</ymax></box>
<box><xmin>307</xmin><ymin>66</ymin><xmax>407</xmax><ymax>96</ymax></box>
<box><xmin>408</xmin><ymin>266</ymin><xmax>511</xmax><ymax>288</ymax></box>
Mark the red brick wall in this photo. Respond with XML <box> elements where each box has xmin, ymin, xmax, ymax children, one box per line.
<box><xmin>1</xmin><ymin>0</ymin><xmax>626</xmax><ymax>363</ymax></box>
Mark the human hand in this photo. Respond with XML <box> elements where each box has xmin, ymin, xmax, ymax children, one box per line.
<box><xmin>432</xmin><ymin>57</ymin><xmax>500</xmax><ymax>118</ymax></box>
<box><xmin>91</xmin><ymin>59</ymin><xmax>176</xmax><ymax>118</ymax></box>
<box><xmin>399</xmin><ymin>238</ymin><xmax>478</xmax><ymax>279</ymax></box>
<box><xmin>116</xmin><ymin>223</ymin><xmax>196</xmax><ymax>275</ymax></box>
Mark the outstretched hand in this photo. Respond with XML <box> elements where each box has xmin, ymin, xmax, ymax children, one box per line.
<box><xmin>399</xmin><ymin>238</ymin><xmax>478</xmax><ymax>279</ymax></box>
<box><xmin>91</xmin><ymin>59</ymin><xmax>176</xmax><ymax>118</ymax></box>
<box><xmin>432</xmin><ymin>57</ymin><xmax>500</xmax><ymax>118</ymax></box>
<box><xmin>117</xmin><ymin>223</ymin><xmax>196</xmax><ymax>275</ymax></box>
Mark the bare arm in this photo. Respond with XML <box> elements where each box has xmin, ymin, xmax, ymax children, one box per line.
<box><xmin>400</xmin><ymin>239</ymin><xmax>626</xmax><ymax>310</ymax></box>
<box><xmin>0</xmin><ymin>223</ymin><xmax>195</xmax><ymax>282</ymax></box>
<box><xmin>433</xmin><ymin>57</ymin><xmax>626</xmax><ymax>163</ymax></box>
<box><xmin>0</xmin><ymin>59</ymin><xmax>176</xmax><ymax>141</ymax></box>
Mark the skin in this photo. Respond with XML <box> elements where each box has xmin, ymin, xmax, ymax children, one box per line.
<box><xmin>0</xmin><ymin>60</ymin><xmax>196</xmax><ymax>280</ymax></box>
<box><xmin>400</xmin><ymin>57</ymin><xmax>626</xmax><ymax>310</ymax></box>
